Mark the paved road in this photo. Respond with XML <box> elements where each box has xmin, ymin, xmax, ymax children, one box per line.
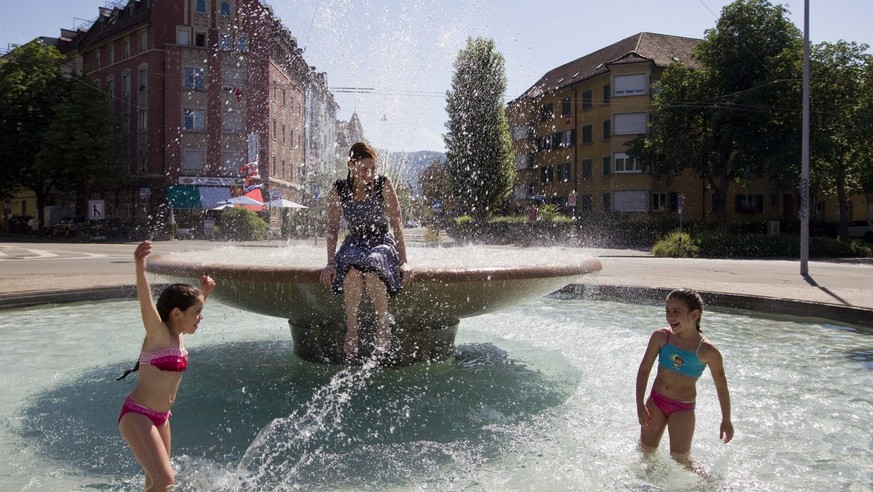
<box><xmin>2</xmin><ymin>239</ymin><xmax>872</xmax><ymax>326</ymax></box>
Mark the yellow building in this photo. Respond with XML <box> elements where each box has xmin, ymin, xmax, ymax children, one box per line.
<box><xmin>507</xmin><ymin>32</ymin><xmax>872</xmax><ymax>227</ymax></box>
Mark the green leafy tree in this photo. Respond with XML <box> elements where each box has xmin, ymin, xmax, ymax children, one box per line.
<box><xmin>444</xmin><ymin>37</ymin><xmax>515</xmax><ymax>221</ymax></box>
<box><xmin>809</xmin><ymin>41</ymin><xmax>873</xmax><ymax>238</ymax></box>
<box><xmin>630</xmin><ymin>0</ymin><xmax>802</xmax><ymax>225</ymax></box>
<box><xmin>0</xmin><ymin>40</ymin><xmax>68</xmax><ymax>202</ymax></box>
<box><xmin>36</xmin><ymin>76</ymin><xmax>126</xmax><ymax>218</ymax></box>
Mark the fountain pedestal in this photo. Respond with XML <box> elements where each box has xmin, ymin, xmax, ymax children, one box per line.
<box><xmin>147</xmin><ymin>248</ymin><xmax>601</xmax><ymax>366</ymax></box>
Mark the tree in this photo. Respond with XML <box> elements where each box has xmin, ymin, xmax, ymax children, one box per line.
<box><xmin>35</xmin><ymin>76</ymin><xmax>127</xmax><ymax>219</ymax></box>
<box><xmin>630</xmin><ymin>0</ymin><xmax>802</xmax><ymax>225</ymax></box>
<box><xmin>0</xmin><ymin>40</ymin><xmax>68</xmax><ymax>201</ymax></box>
<box><xmin>0</xmin><ymin>40</ymin><xmax>125</xmax><ymax>228</ymax></box>
<box><xmin>444</xmin><ymin>37</ymin><xmax>515</xmax><ymax>221</ymax></box>
<box><xmin>808</xmin><ymin>41</ymin><xmax>873</xmax><ymax>238</ymax></box>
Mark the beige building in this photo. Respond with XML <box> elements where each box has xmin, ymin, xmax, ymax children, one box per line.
<box><xmin>507</xmin><ymin>32</ymin><xmax>871</xmax><ymax>226</ymax></box>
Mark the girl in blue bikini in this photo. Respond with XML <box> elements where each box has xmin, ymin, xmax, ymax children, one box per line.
<box><xmin>117</xmin><ymin>240</ymin><xmax>215</xmax><ymax>490</ymax></box>
<box><xmin>636</xmin><ymin>288</ymin><xmax>734</xmax><ymax>462</ymax></box>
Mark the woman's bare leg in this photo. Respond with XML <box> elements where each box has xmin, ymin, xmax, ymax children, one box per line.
<box><xmin>343</xmin><ymin>269</ymin><xmax>365</xmax><ymax>356</ymax></box>
<box><xmin>363</xmin><ymin>272</ymin><xmax>390</xmax><ymax>351</ymax></box>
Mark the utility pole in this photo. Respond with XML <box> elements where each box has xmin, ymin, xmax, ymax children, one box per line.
<box><xmin>800</xmin><ymin>0</ymin><xmax>810</xmax><ymax>275</ymax></box>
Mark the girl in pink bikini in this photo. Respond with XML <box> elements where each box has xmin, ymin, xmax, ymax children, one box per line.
<box><xmin>116</xmin><ymin>240</ymin><xmax>215</xmax><ymax>490</ymax></box>
<box><xmin>635</xmin><ymin>288</ymin><xmax>734</xmax><ymax>463</ymax></box>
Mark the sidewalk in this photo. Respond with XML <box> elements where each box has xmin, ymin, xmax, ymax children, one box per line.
<box><xmin>2</xmin><ymin>238</ymin><xmax>872</xmax><ymax>328</ymax></box>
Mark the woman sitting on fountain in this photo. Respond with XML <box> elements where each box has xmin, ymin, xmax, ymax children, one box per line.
<box><xmin>116</xmin><ymin>240</ymin><xmax>215</xmax><ymax>491</ymax></box>
<box><xmin>320</xmin><ymin>141</ymin><xmax>413</xmax><ymax>359</ymax></box>
<box><xmin>635</xmin><ymin>288</ymin><xmax>734</xmax><ymax>465</ymax></box>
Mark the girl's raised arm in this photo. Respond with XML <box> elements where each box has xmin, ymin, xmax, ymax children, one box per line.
<box><xmin>134</xmin><ymin>241</ymin><xmax>164</xmax><ymax>335</ymax></box>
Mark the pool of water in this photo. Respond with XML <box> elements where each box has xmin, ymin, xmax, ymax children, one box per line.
<box><xmin>0</xmin><ymin>295</ymin><xmax>870</xmax><ymax>490</ymax></box>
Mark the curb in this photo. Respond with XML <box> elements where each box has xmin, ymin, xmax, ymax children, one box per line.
<box><xmin>563</xmin><ymin>284</ymin><xmax>873</xmax><ymax>329</ymax></box>
<box><xmin>3</xmin><ymin>283</ymin><xmax>872</xmax><ymax>330</ymax></box>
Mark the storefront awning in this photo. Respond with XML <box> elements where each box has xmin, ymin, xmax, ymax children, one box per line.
<box><xmin>167</xmin><ymin>185</ymin><xmax>235</xmax><ymax>209</ymax></box>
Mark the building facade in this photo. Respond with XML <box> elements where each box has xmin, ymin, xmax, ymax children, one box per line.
<box><xmin>44</xmin><ymin>0</ymin><xmax>336</xmax><ymax>230</ymax></box>
<box><xmin>507</xmin><ymin>32</ymin><xmax>872</xmax><ymax>226</ymax></box>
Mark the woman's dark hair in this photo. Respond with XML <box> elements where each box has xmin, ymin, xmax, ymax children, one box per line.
<box><xmin>346</xmin><ymin>141</ymin><xmax>378</xmax><ymax>195</ymax></box>
<box><xmin>116</xmin><ymin>283</ymin><xmax>202</xmax><ymax>380</ymax></box>
<box><xmin>667</xmin><ymin>288</ymin><xmax>704</xmax><ymax>332</ymax></box>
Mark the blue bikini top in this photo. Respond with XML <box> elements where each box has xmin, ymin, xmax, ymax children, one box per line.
<box><xmin>658</xmin><ymin>331</ymin><xmax>706</xmax><ymax>379</ymax></box>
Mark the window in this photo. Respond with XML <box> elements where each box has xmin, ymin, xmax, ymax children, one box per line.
<box><xmin>581</xmin><ymin>90</ymin><xmax>593</xmax><ymax>110</ymax></box>
<box><xmin>282</xmin><ymin>89</ymin><xmax>287</xmax><ymax>107</ymax></box>
<box><xmin>176</xmin><ymin>27</ymin><xmax>190</xmax><ymax>46</ymax></box>
<box><xmin>195</xmin><ymin>0</ymin><xmax>206</xmax><ymax>13</ymax></box>
<box><xmin>138</xmin><ymin>109</ymin><xmax>147</xmax><ymax>132</ymax></box>
<box><xmin>614</xmin><ymin>74</ymin><xmax>647</xmax><ymax>96</ymax></box>
<box><xmin>540</xmin><ymin>103</ymin><xmax>554</xmax><ymax>121</ymax></box>
<box><xmin>558</xmin><ymin>162</ymin><xmax>571</xmax><ymax>183</ymax></box>
<box><xmin>614</xmin><ymin>112</ymin><xmax>648</xmax><ymax>135</ymax></box>
<box><xmin>539</xmin><ymin>134</ymin><xmax>554</xmax><ymax>152</ymax></box>
<box><xmin>95</xmin><ymin>50</ymin><xmax>101</xmax><ymax>69</ymax></box>
<box><xmin>138</xmin><ymin>66</ymin><xmax>147</xmax><ymax>92</ymax></box>
<box><xmin>236</xmin><ymin>34</ymin><xmax>248</xmax><ymax>53</ymax></box>
<box><xmin>183</xmin><ymin>67</ymin><xmax>205</xmax><ymax>90</ymax></box>
<box><xmin>222</xmin><ymin>69</ymin><xmax>244</xmax><ymax>86</ymax></box>
<box><xmin>613</xmin><ymin>191</ymin><xmax>648</xmax><ymax>212</ymax></box>
<box><xmin>582</xmin><ymin>159</ymin><xmax>593</xmax><ymax>178</ymax></box>
<box><xmin>122</xmin><ymin>37</ymin><xmax>130</xmax><ymax>58</ymax></box>
<box><xmin>561</xmin><ymin>97</ymin><xmax>571</xmax><ymax>116</ymax></box>
<box><xmin>290</xmin><ymin>129</ymin><xmax>295</xmax><ymax>147</ymax></box>
<box><xmin>602</xmin><ymin>83</ymin><xmax>611</xmax><ymax>103</ymax></box>
<box><xmin>281</xmin><ymin>158</ymin><xmax>286</xmax><ymax>178</ymax></box>
<box><xmin>139</xmin><ymin>30</ymin><xmax>148</xmax><ymax>53</ymax></box>
<box><xmin>137</xmin><ymin>147</ymin><xmax>148</xmax><ymax>173</ymax></box>
<box><xmin>559</xmin><ymin>129</ymin><xmax>575</xmax><ymax>148</ymax></box>
<box><xmin>735</xmin><ymin>194</ymin><xmax>764</xmax><ymax>214</ymax></box>
<box><xmin>613</xmin><ymin>152</ymin><xmax>642</xmax><ymax>173</ymax></box>
<box><xmin>272</xmin><ymin>155</ymin><xmax>277</xmax><ymax>175</ymax></box>
<box><xmin>272</xmin><ymin>118</ymin><xmax>277</xmax><ymax>139</ymax></box>
<box><xmin>602</xmin><ymin>120</ymin><xmax>611</xmax><ymax>139</ymax></box>
<box><xmin>540</xmin><ymin>165</ymin><xmax>554</xmax><ymax>184</ymax></box>
<box><xmin>121</xmin><ymin>72</ymin><xmax>131</xmax><ymax>97</ymax></box>
<box><xmin>602</xmin><ymin>156</ymin><xmax>611</xmax><ymax>176</ymax></box>
<box><xmin>195</xmin><ymin>32</ymin><xmax>207</xmax><ymax>47</ymax></box>
<box><xmin>652</xmin><ymin>193</ymin><xmax>668</xmax><ymax>212</ymax></box>
<box><xmin>282</xmin><ymin>124</ymin><xmax>286</xmax><ymax>144</ymax></box>
<box><xmin>581</xmin><ymin>194</ymin><xmax>593</xmax><ymax>213</ymax></box>
<box><xmin>602</xmin><ymin>193</ymin><xmax>611</xmax><ymax>212</ymax></box>
<box><xmin>223</xmin><ymin>109</ymin><xmax>243</xmax><ymax>132</ymax></box>
<box><xmin>221</xmin><ymin>151</ymin><xmax>245</xmax><ymax>175</ymax></box>
<box><xmin>182</xmin><ymin>149</ymin><xmax>206</xmax><ymax>170</ymax></box>
<box><xmin>107</xmin><ymin>44</ymin><xmax>115</xmax><ymax>65</ymax></box>
<box><xmin>219</xmin><ymin>33</ymin><xmax>232</xmax><ymax>50</ymax></box>
<box><xmin>121</xmin><ymin>113</ymin><xmax>130</xmax><ymax>135</ymax></box>
<box><xmin>183</xmin><ymin>109</ymin><xmax>205</xmax><ymax>131</ymax></box>
<box><xmin>581</xmin><ymin>125</ymin><xmax>593</xmax><ymax>144</ymax></box>
<box><xmin>106</xmin><ymin>76</ymin><xmax>115</xmax><ymax>100</ymax></box>
<box><xmin>220</xmin><ymin>1</ymin><xmax>231</xmax><ymax>15</ymax></box>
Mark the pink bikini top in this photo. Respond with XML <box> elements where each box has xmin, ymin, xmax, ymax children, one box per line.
<box><xmin>139</xmin><ymin>347</ymin><xmax>188</xmax><ymax>372</ymax></box>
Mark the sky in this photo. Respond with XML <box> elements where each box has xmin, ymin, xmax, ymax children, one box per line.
<box><xmin>1</xmin><ymin>0</ymin><xmax>870</xmax><ymax>153</ymax></box>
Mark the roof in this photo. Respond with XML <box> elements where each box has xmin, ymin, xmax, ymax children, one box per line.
<box><xmin>513</xmin><ymin>32</ymin><xmax>701</xmax><ymax>102</ymax></box>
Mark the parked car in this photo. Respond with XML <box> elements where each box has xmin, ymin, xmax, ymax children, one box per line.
<box><xmin>53</xmin><ymin>216</ymin><xmax>89</xmax><ymax>236</ymax></box>
<box><xmin>847</xmin><ymin>219</ymin><xmax>873</xmax><ymax>242</ymax></box>
<box><xmin>7</xmin><ymin>215</ymin><xmax>33</xmax><ymax>234</ymax></box>
<box><xmin>89</xmin><ymin>218</ymin><xmax>127</xmax><ymax>239</ymax></box>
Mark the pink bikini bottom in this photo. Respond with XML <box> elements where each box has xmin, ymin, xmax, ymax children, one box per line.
<box><xmin>118</xmin><ymin>395</ymin><xmax>171</xmax><ymax>427</ymax></box>
<box><xmin>651</xmin><ymin>390</ymin><xmax>695</xmax><ymax>417</ymax></box>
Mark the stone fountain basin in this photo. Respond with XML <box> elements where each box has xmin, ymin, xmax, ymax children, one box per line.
<box><xmin>147</xmin><ymin>247</ymin><xmax>601</xmax><ymax>326</ymax></box>
<box><xmin>146</xmin><ymin>250</ymin><xmax>602</xmax><ymax>327</ymax></box>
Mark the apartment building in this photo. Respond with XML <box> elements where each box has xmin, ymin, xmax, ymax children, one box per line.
<box><xmin>507</xmin><ymin>32</ymin><xmax>806</xmax><ymax>225</ymax></box>
<box><xmin>45</xmin><ymin>0</ymin><xmax>336</xmax><ymax>228</ymax></box>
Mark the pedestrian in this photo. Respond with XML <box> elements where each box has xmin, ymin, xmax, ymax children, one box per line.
<box><xmin>116</xmin><ymin>240</ymin><xmax>215</xmax><ymax>490</ymax></box>
<box><xmin>319</xmin><ymin>141</ymin><xmax>413</xmax><ymax>359</ymax></box>
<box><xmin>635</xmin><ymin>288</ymin><xmax>734</xmax><ymax>464</ymax></box>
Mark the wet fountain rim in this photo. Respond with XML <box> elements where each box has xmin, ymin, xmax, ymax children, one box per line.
<box><xmin>146</xmin><ymin>254</ymin><xmax>604</xmax><ymax>283</ymax></box>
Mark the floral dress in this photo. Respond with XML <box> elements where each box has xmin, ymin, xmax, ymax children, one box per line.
<box><xmin>331</xmin><ymin>175</ymin><xmax>402</xmax><ymax>296</ymax></box>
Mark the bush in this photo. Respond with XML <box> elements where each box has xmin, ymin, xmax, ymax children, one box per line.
<box><xmin>215</xmin><ymin>208</ymin><xmax>268</xmax><ymax>241</ymax></box>
<box><xmin>651</xmin><ymin>232</ymin><xmax>700</xmax><ymax>257</ymax></box>
<box><xmin>651</xmin><ymin>229</ymin><xmax>873</xmax><ymax>258</ymax></box>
